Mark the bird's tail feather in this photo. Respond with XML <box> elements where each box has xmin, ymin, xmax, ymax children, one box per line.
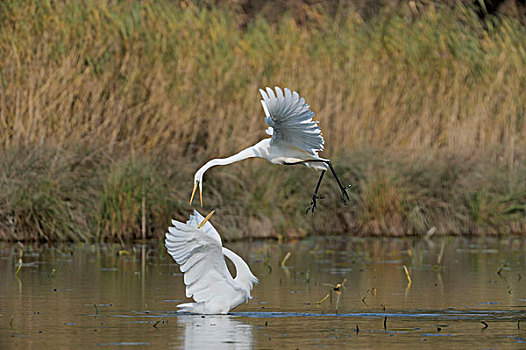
<box><xmin>176</xmin><ymin>302</ymin><xmax>201</xmax><ymax>313</ymax></box>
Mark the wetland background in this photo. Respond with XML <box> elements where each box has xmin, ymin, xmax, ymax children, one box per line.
<box><xmin>0</xmin><ymin>0</ymin><xmax>526</xmax><ymax>242</ymax></box>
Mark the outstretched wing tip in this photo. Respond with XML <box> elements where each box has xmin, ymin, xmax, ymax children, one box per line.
<box><xmin>261</xmin><ymin>100</ymin><xmax>270</xmax><ymax>118</ymax></box>
<box><xmin>259</xmin><ymin>86</ymin><xmax>324</xmax><ymax>155</ymax></box>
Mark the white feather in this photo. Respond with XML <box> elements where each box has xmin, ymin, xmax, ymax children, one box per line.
<box><xmin>190</xmin><ymin>86</ymin><xmax>353</xmax><ymax>211</ymax></box>
<box><xmin>259</xmin><ymin>87</ymin><xmax>324</xmax><ymax>156</ymax></box>
<box><xmin>165</xmin><ymin>210</ymin><xmax>258</xmax><ymax>314</ymax></box>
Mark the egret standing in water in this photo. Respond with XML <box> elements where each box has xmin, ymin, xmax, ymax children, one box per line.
<box><xmin>190</xmin><ymin>86</ymin><xmax>350</xmax><ymax>213</ymax></box>
<box><xmin>165</xmin><ymin>210</ymin><xmax>258</xmax><ymax>314</ymax></box>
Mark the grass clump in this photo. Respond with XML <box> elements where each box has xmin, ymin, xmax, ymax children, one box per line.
<box><xmin>0</xmin><ymin>146</ymin><xmax>524</xmax><ymax>241</ymax></box>
<box><xmin>0</xmin><ymin>147</ymin><xmax>95</xmax><ymax>241</ymax></box>
<box><xmin>356</xmin><ymin>170</ymin><xmax>407</xmax><ymax>236</ymax></box>
<box><xmin>97</xmin><ymin>157</ymin><xmax>161</xmax><ymax>242</ymax></box>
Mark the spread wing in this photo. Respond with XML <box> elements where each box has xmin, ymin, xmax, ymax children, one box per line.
<box><xmin>165</xmin><ymin>210</ymin><xmax>236</xmax><ymax>302</ymax></box>
<box><xmin>260</xmin><ymin>86</ymin><xmax>325</xmax><ymax>156</ymax></box>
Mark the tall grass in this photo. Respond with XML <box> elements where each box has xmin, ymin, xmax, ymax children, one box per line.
<box><xmin>0</xmin><ymin>1</ymin><xmax>525</xmax><ymax>240</ymax></box>
<box><xmin>0</xmin><ymin>146</ymin><xmax>524</xmax><ymax>241</ymax></box>
<box><xmin>1</xmin><ymin>1</ymin><xmax>524</xmax><ymax>156</ymax></box>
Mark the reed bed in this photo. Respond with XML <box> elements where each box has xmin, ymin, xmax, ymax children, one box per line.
<box><xmin>0</xmin><ymin>1</ymin><xmax>525</xmax><ymax>241</ymax></box>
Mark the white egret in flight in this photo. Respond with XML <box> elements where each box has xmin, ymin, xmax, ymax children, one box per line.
<box><xmin>190</xmin><ymin>86</ymin><xmax>350</xmax><ymax>213</ymax></box>
<box><xmin>165</xmin><ymin>210</ymin><xmax>258</xmax><ymax>314</ymax></box>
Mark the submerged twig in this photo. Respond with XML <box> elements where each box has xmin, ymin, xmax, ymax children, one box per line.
<box><xmin>361</xmin><ymin>289</ymin><xmax>369</xmax><ymax>304</ymax></box>
<box><xmin>280</xmin><ymin>252</ymin><xmax>291</xmax><ymax>268</ymax></box>
<box><xmin>437</xmin><ymin>240</ymin><xmax>446</xmax><ymax>265</ymax></box>
<box><xmin>141</xmin><ymin>187</ymin><xmax>146</xmax><ymax>240</ymax></box>
<box><xmin>15</xmin><ymin>249</ymin><xmax>23</xmax><ymax>277</ymax></box>
<box><xmin>335</xmin><ymin>292</ymin><xmax>342</xmax><ymax>312</ymax></box>
<box><xmin>497</xmin><ymin>262</ymin><xmax>508</xmax><ymax>277</ymax></box>
<box><xmin>403</xmin><ymin>265</ymin><xmax>412</xmax><ymax>285</ymax></box>
<box><xmin>152</xmin><ymin>317</ymin><xmax>164</xmax><ymax>328</ymax></box>
<box><xmin>317</xmin><ymin>278</ymin><xmax>347</xmax><ymax>308</ymax></box>
<box><xmin>361</xmin><ymin>287</ymin><xmax>376</xmax><ymax>304</ymax></box>
<box><xmin>316</xmin><ymin>292</ymin><xmax>330</xmax><ymax>305</ymax></box>
<box><xmin>481</xmin><ymin>321</ymin><xmax>488</xmax><ymax>329</ymax></box>
<box><xmin>334</xmin><ymin>279</ymin><xmax>347</xmax><ymax>291</ymax></box>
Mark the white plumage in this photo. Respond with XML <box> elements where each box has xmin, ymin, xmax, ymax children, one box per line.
<box><xmin>165</xmin><ymin>210</ymin><xmax>258</xmax><ymax>314</ymax></box>
<box><xmin>260</xmin><ymin>87</ymin><xmax>325</xmax><ymax>157</ymax></box>
<box><xmin>190</xmin><ymin>86</ymin><xmax>350</xmax><ymax>213</ymax></box>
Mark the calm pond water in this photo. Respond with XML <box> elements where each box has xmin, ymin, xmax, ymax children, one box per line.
<box><xmin>1</xmin><ymin>236</ymin><xmax>526</xmax><ymax>349</ymax></box>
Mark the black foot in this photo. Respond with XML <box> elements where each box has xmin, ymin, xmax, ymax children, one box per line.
<box><xmin>341</xmin><ymin>185</ymin><xmax>351</xmax><ymax>205</ymax></box>
<box><xmin>306</xmin><ymin>195</ymin><xmax>325</xmax><ymax>214</ymax></box>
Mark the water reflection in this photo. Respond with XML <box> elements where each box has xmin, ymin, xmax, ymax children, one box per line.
<box><xmin>177</xmin><ymin>315</ymin><xmax>252</xmax><ymax>350</ymax></box>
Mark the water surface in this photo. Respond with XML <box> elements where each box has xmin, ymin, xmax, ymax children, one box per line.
<box><xmin>1</xmin><ymin>236</ymin><xmax>525</xmax><ymax>349</ymax></box>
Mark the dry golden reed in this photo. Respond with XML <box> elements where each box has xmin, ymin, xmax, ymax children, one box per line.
<box><xmin>0</xmin><ymin>1</ymin><xmax>524</xmax><ymax>241</ymax></box>
<box><xmin>1</xmin><ymin>1</ymin><xmax>524</xmax><ymax>157</ymax></box>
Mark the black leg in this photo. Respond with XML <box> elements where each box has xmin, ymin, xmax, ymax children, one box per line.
<box><xmin>306</xmin><ymin>170</ymin><xmax>326</xmax><ymax>214</ymax></box>
<box><xmin>326</xmin><ymin>161</ymin><xmax>351</xmax><ymax>204</ymax></box>
<box><xmin>282</xmin><ymin>159</ymin><xmax>351</xmax><ymax>208</ymax></box>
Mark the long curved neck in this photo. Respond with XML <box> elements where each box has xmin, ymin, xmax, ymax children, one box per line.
<box><xmin>197</xmin><ymin>145</ymin><xmax>259</xmax><ymax>178</ymax></box>
<box><xmin>222</xmin><ymin>247</ymin><xmax>256</xmax><ymax>284</ymax></box>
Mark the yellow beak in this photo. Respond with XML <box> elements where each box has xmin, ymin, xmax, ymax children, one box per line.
<box><xmin>190</xmin><ymin>182</ymin><xmax>203</xmax><ymax>207</ymax></box>
<box><xmin>198</xmin><ymin>210</ymin><xmax>215</xmax><ymax>229</ymax></box>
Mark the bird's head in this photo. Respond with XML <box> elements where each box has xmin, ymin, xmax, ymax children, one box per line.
<box><xmin>190</xmin><ymin>172</ymin><xmax>204</xmax><ymax>207</ymax></box>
